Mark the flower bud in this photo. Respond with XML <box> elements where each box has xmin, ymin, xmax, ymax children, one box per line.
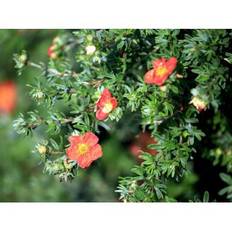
<box><xmin>86</xmin><ymin>35</ymin><xmax>93</xmax><ymax>41</ymax></box>
<box><xmin>176</xmin><ymin>73</ymin><xmax>183</xmax><ymax>78</ymax></box>
<box><xmin>34</xmin><ymin>90</ymin><xmax>44</xmax><ymax>100</ymax></box>
<box><xmin>48</xmin><ymin>45</ymin><xmax>58</xmax><ymax>59</ymax></box>
<box><xmin>37</xmin><ymin>144</ymin><xmax>47</xmax><ymax>155</ymax></box>
<box><xmin>215</xmin><ymin>148</ymin><xmax>222</xmax><ymax>156</ymax></box>
<box><xmin>159</xmin><ymin>85</ymin><xmax>167</xmax><ymax>92</ymax></box>
<box><xmin>85</xmin><ymin>45</ymin><xmax>96</xmax><ymax>55</ymax></box>
<box><xmin>19</xmin><ymin>53</ymin><xmax>28</xmax><ymax>65</ymax></box>
<box><xmin>52</xmin><ymin>36</ymin><xmax>62</xmax><ymax>45</ymax></box>
<box><xmin>13</xmin><ymin>50</ymin><xmax>28</xmax><ymax>71</ymax></box>
<box><xmin>190</xmin><ymin>96</ymin><xmax>207</xmax><ymax>112</ymax></box>
<box><xmin>63</xmin><ymin>159</ymin><xmax>74</xmax><ymax>170</ymax></box>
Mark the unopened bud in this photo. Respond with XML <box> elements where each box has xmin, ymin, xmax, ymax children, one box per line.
<box><xmin>85</xmin><ymin>45</ymin><xmax>96</xmax><ymax>55</ymax></box>
<box><xmin>86</xmin><ymin>35</ymin><xmax>93</xmax><ymax>41</ymax></box>
<box><xmin>37</xmin><ymin>145</ymin><xmax>47</xmax><ymax>155</ymax></box>
<box><xmin>48</xmin><ymin>45</ymin><xmax>58</xmax><ymax>59</ymax></box>
<box><xmin>52</xmin><ymin>36</ymin><xmax>62</xmax><ymax>45</ymax></box>
<box><xmin>19</xmin><ymin>53</ymin><xmax>28</xmax><ymax>64</ymax></box>
<box><xmin>190</xmin><ymin>96</ymin><xmax>207</xmax><ymax>112</ymax></box>
<box><xmin>159</xmin><ymin>85</ymin><xmax>167</xmax><ymax>92</ymax></box>
<box><xmin>63</xmin><ymin>159</ymin><xmax>74</xmax><ymax>170</ymax></box>
<box><xmin>34</xmin><ymin>90</ymin><xmax>44</xmax><ymax>99</ymax></box>
<box><xmin>176</xmin><ymin>73</ymin><xmax>183</xmax><ymax>78</ymax></box>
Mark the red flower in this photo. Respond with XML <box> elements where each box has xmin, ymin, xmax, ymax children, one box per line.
<box><xmin>0</xmin><ymin>80</ymin><xmax>17</xmax><ymax>114</ymax></box>
<box><xmin>66</xmin><ymin>132</ymin><xmax>103</xmax><ymax>169</ymax></box>
<box><xmin>96</xmin><ymin>88</ymin><xmax>118</xmax><ymax>121</ymax></box>
<box><xmin>130</xmin><ymin>132</ymin><xmax>157</xmax><ymax>160</ymax></box>
<box><xmin>47</xmin><ymin>45</ymin><xmax>58</xmax><ymax>59</ymax></box>
<box><xmin>144</xmin><ymin>57</ymin><xmax>177</xmax><ymax>86</ymax></box>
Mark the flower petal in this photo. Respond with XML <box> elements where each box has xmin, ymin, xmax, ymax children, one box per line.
<box><xmin>76</xmin><ymin>153</ymin><xmax>92</xmax><ymax>168</ymax></box>
<box><xmin>68</xmin><ymin>135</ymin><xmax>82</xmax><ymax>144</ymax></box>
<box><xmin>110</xmin><ymin>97</ymin><xmax>118</xmax><ymax>109</ymax></box>
<box><xmin>102</xmin><ymin>88</ymin><xmax>112</xmax><ymax>98</ymax></box>
<box><xmin>166</xmin><ymin>57</ymin><xmax>177</xmax><ymax>74</ymax></box>
<box><xmin>144</xmin><ymin>69</ymin><xmax>155</xmax><ymax>84</ymax></box>
<box><xmin>153</xmin><ymin>74</ymin><xmax>169</xmax><ymax>86</ymax></box>
<box><xmin>97</xmin><ymin>89</ymin><xmax>112</xmax><ymax>108</ymax></box>
<box><xmin>76</xmin><ymin>144</ymin><xmax>103</xmax><ymax>168</ymax></box>
<box><xmin>66</xmin><ymin>145</ymin><xmax>78</xmax><ymax>161</ymax></box>
<box><xmin>83</xmin><ymin>132</ymin><xmax>99</xmax><ymax>146</ymax></box>
<box><xmin>89</xmin><ymin>144</ymin><xmax>103</xmax><ymax>162</ymax></box>
<box><xmin>153</xmin><ymin>58</ymin><xmax>166</xmax><ymax>69</ymax></box>
<box><xmin>96</xmin><ymin>109</ymin><xmax>109</xmax><ymax>121</ymax></box>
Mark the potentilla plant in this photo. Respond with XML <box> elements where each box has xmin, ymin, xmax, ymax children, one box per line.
<box><xmin>13</xmin><ymin>29</ymin><xmax>232</xmax><ymax>201</ymax></box>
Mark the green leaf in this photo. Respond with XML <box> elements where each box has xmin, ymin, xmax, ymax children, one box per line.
<box><xmin>203</xmin><ymin>191</ymin><xmax>209</xmax><ymax>202</ymax></box>
<box><xmin>219</xmin><ymin>173</ymin><xmax>232</xmax><ymax>185</ymax></box>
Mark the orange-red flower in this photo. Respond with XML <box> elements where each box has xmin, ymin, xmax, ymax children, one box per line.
<box><xmin>96</xmin><ymin>88</ymin><xmax>118</xmax><ymax>121</ymax></box>
<box><xmin>144</xmin><ymin>57</ymin><xmax>177</xmax><ymax>86</ymax></box>
<box><xmin>66</xmin><ymin>132</ymin><xmax>103</xmax><ymax>169</ymax></box>
<box><xmin>130</xmin><ymin>132</ymin><xmax>157</xmax><ymax>160</ymax></box>
<box><xmin>47</xmin><ymin>45</ymin><xmax>58</xmax><ymax>59</ymax></box>
<box><xmin>0</xmin><ymin>80</ymin><xmax>17</xmax><ymax>114</ymax></box>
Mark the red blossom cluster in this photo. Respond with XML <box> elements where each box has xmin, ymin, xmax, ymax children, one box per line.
<box><xmin>66</xmin><ymin>57</ymin><xmax>180</xmax><ymax>169</ymax></box>
<box><xmin>66</xmin><ymin>88</ymin><xmax>117</xmax><ymax>168</ymax></box>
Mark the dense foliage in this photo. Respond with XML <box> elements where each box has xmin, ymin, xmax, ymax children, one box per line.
<box><xmin>12</xmin><ymin>29</ymin><xmax>232</xmax><ymax>202</ymax></box>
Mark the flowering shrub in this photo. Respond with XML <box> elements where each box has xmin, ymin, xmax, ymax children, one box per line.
<box><xmin>13</xmin><ymin>29</ymin><xmax>232</xmax><ymax>202</ymax></box>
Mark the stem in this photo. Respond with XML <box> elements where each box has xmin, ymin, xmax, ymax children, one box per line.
<box><xmin>61</xmin><ymin>118</ymin><xmax>74</xmax><ymax>124</ymax></box>
<box><xmin>28</xmin><ymin>118</ymin><xmax>44</xmax><ymax>129</ymax></box>
<box><xmin>28</xmin><ymin>61</ymin><xmax>43</xmax><ymax>70</ymax></box>
<box><xmin>49</xmin><ymin>151</ymin><xmax>64</xmax><ymax>155</ymax></box>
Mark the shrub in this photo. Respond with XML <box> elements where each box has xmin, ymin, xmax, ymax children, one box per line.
<box><xmin>13</xmin><ymin>29</ymin><xmax>232</xmax><ymax>202</ymax></box>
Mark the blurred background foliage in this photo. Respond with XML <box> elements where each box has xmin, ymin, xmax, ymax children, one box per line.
<box><xmin>0</xmin><ymin>30</ymin><xmax>135</xmax><ymax>201</ymax></box>
<box><xmin>0</xmin><ymin>30</ymin><xmax>230</xmax><ymax>201</ymax></box>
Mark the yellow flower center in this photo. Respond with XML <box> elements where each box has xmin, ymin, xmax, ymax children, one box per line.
<box><xmin>77</xmin><ymin>143</ymin><xmax>89</xmax><ymax>155</ymax></box>
<box><xmin>155</xmin><ymin>66</ymin><xmax>168</xmax><ymax>77</ymax></box>
<box><xmin>102</xmin><ymin>102</ymin><xmax>113</xmax><ymax>113</ymax></box>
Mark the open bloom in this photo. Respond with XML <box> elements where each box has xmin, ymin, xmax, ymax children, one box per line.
<box><xmin>0</xmin><ymin>80</ymin><xmax>17</xmax><ymax>114</ymax></box>
<box><xmin>66</xmin><ymin>132</ymin><xmax>103</xmax><ymax>169</ymax></box>
<box><xmin>190</xmin><ymin>96</ymin><xmax>207</xmax><ymax>112</ymax></box>
<box><xmin>144</xmin><ymin>57</ymin><xmax>177</xmax><ymax>86</ymax></box>
<box><xmin>130</xmin><ymin>132</ymin><xmax>158</xmax><ymax>160</ymax></box>
<box><xmin>96</xmin><ymin>88</ymin><xmax>118</xmax><ymax>121</ymax></box>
